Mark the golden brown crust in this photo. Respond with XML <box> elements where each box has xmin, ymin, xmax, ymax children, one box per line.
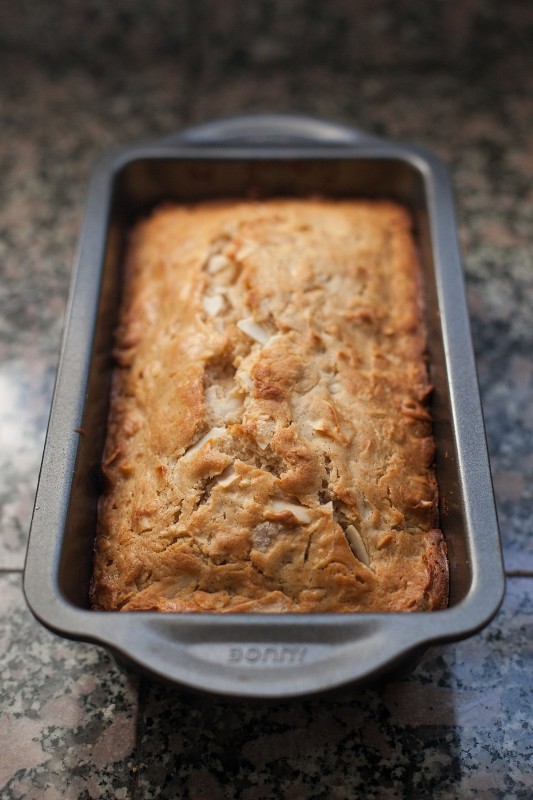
<box><xmin>90</xmin><ymin>199</ymin><xmax>449</xmax><ymax>613</ymax></box>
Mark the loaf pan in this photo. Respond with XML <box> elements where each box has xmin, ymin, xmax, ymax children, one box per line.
<box><xmin>24</xmin><ymin>114</ymin><xmax>504</xmax><ymax>697</ymax></box>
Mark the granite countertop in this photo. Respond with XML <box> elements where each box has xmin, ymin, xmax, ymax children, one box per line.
<box><xmin>1</xmin><ymin>2</ymin><xmax>532</xmax><ymax>798</ymax></box>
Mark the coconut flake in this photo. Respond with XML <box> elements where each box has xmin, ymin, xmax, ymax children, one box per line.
<box><xmin>215</xmin><ymin>465</ymin><xmax>238</xmax><ymax>488</ymax></box>
<box><xmin>237</xmin><ymin>317</ymin><xmax>271</xmax><ymax>345</ymax></box>
<box><xmin>311</xmin><ymin>419</ymin><xmax>337</xmax><ymax>439</ymax></box>
<box><xmin>205</xmin><ymin>386</ymin><xmax>242</xmax><ymax>419</ymax></box>
<box><xmin>202</xmin><ymin>294</ymin><xmax>225</xmax><ymax>317</ymax></box>
<box><xmin>183</xmin><ymin>427</ymin><xmax>226</xmax><ymax>457</ymax></box>
<box><xmin>254</xmin><ymin>418</ymin><xmax>275</xmax><ymax>450</ymax></box>
<box><xmin>235</xmin><ymin>241</ymin><xmax>257</xmax><ymax>261</ymax></box>
<box><xmin>312</xmin><ymin>419</ymin><xmax>330</xmax><ymax>432</ymax></box>
<box><xmin>344</xmin><ymin>524</ymin><xmax>371</xmax><ymax>567</ymax></box>
<box><xmin>206</xmin><ymin>254</ymin><xmax>231</xmax><ymax>274</ymax></box>
<box><xmin>237</xmin><ymin>369</ymin><xmax>254</xmax><ymax>392</ymax></box>
<box><xmin>269</xmin><ymin>499</ymin><xmax>312</xmax><ymax>524</ymax></box>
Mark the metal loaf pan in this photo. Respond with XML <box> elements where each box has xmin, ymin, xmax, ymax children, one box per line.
<box><xmin>24</xmin><ymin>114</ymin><xmax>504</xmax><ymax>698</ymax></box>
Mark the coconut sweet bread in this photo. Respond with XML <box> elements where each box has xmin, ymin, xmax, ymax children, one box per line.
<box><xmin>91</xmin><ymin>199</ymin><xmax>448</xmax><ymax>612</ymax></box>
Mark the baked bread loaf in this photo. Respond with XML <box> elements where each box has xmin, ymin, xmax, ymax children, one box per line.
<box><xmin>91</xmin><ymin>199</ymin><xmax>448</xmax><ymax>612</ymax></box>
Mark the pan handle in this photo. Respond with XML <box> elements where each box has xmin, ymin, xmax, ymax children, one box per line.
<box><xmin>178</xmin><ymin>114</ymin><xmax>374</xmax><ymax>147</ymax></box>
<box><xmin>103</xmin><ymin>615</ymin><xmax>427</xmax><ymax>698</ymax></box>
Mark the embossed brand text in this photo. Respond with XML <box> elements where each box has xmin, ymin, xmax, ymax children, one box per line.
<box><xmin>228</xmin><ymin>646</ymin><xmax>307</xmax><ymax>665</ymax></box>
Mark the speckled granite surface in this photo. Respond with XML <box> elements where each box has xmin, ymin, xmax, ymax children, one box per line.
<box><xmin>1</xmin><ymin>1</ymin><xmax>532</xmax><ymax>797</ymax></box>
